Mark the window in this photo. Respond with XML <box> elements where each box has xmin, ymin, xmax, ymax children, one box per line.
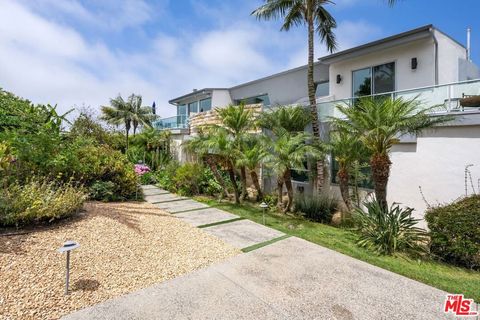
<box><xmin>199</xmin><ymin>98</ymin><xmax>211</xmax><ymax>112</ymax></box>
<box><xmin>330</xmin><ymin>153</ymin><xmax>373</xmax><ymax>189</ymax></box>
<box><xmin>177</xmin><ymin>104</ymin><xmax>187</xmax><ymax>116</ymax></box>
<box><xmin>352</xmin><ymin>62</ymin><xmax>395</xmax><ymax>97</ymax></box>
<box><xmin>315</xmin><ymin>81</ymin><xmax>329</xmax><ymax>97</ymax></box>
<box><xmin>353</xmin><ymin>68</ymin><xmax>372</xmax><ymax>97</ymax></box>
<box><xmin>373</xmin><ymin>62</ymin><xmax>395</xmax><ymax>94</ymax></box>
<box><xmin>188</xmin><ymin>101</ymin><xmax>198</xmax><ymax>114</ymax></box>
<box><xmin>235</xmin><ymin>94</ymin><xmax>270</xmax><ymax>106</ymax></box>
<box><xmin>291</xmin><ymin>162</ymin><xmax>309</xmax><ymax>182</ymax></box>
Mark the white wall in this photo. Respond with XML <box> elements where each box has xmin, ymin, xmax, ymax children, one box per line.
<box><xmin>435</xmin><ymin>30</ymin><xmax>467</xmax><ymax>84</ymax></box>
<box><xmin>170</xmin><ymin>134</ymin><xmax>187</xmax><ymax>162</ymax></box>
<box><xmin>212</xmin><ymin>89</ymin><xmax>233</xmax><ymax>109</ymax></box>
<box><xmin>388</xmin><ymin>123</ymin><xmax>480</xmax><ymax>227</ymax></box>
<box><xmin>329</xmin><ymin>39</ymin><xmax>435</xmax><ymax>100</ymax></box>
<box><xmin>229</xmin><ymin>63</ymin><xmax>329</xmax><ymax>106</ymax></box>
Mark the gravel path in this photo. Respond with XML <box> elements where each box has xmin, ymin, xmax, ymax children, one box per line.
<box><xmin>0</xmin><ymin>201</ymin><xmax>240</xmax><ymax>320</ymax></box>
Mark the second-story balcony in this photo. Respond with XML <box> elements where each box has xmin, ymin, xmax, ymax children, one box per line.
<box><xmin>317</xmin><ymin>79</ymin><xmax>480</xmax><ymax>121</ymax></box>
<box><xmin>152</xmin><ymin>115</ymin><xmax>189</xmax><ymax>131</ymax></box>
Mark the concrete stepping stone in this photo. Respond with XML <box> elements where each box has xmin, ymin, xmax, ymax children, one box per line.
<box><xmin>145</xmin><ymin>193</ymin><xmax>187</xmax><ymax>203</ymax></box>
<box><xmin>140</xmin><ymin>185</ymin><xmax>159</xmax><ymax>190</ymax></box>
<box><xmin>142</xmin><ymin>188</ymin><xmax>170</xmax><ymax>196</ymax></box>
<box><xmin>153</xmin><ymin>199</ymin><xmax>209</xmax><ymax>213</ymax></box>
<box><xmin>175</xmin><ymin>208</ymin><xmax>239</xmax><ymax>227</ymax></box>
<box><xmin>202</xmin><ymin>219</ymin><xmax>284</xmax><ymax>249</ymax></box>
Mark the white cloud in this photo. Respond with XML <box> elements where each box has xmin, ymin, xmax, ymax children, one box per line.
<box><xmin>0</xmin><ymin>0</ymin><xmax>383</xmax><ymax>119</ymax></box>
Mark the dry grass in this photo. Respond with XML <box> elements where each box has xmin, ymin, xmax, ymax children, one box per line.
<box><xmin>0</xmin><ymin>201</ymin><xmax>240</xmax><ymax>320</ymax></box>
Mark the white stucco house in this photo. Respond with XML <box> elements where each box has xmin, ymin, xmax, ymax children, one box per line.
<box><xmin>154</xmin><ymin>25</ymin><xmax>480</xmax><ymax>223</ymax></box>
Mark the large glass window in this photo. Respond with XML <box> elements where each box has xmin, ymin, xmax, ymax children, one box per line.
<box><xmin>331</xmin><ymin>153</ymin><xmax>373</xmax><ymax>189</ymax></box>
<box><xmin>235</xmin><ymin>94</ymin><xmax>270</xmax><ymax>106</ymax></box>
<box><xmin>352</xmin><ymin>62</ymin><xmax>395</xmax><ymax>97</ymax></box>
<box><xmin>188</xmin><ymin>101</ymin><xmax>198</xmax><ymax>114</ymax></box>
<box><xmin>177</xmin><ymin>104</ymin><xmax>187</xmax><ymax>116</ymax></box>
<box><xmin>373</xmin><ymin>62</ymin><xmax>395</xmax><ymax>94</ymax></box>
<box><xmin>315</xmin><ymin>82</ymin><xmax>329</xmax><ymax>97</ymax></box>
<box><xmin>353</xmin><ymin>67</ymin><xmax>372</xmax><ymax>97</ymax></box>
<box><xmin>199</xmin><ymin>98</ymin><xmax>212</xmax><ymax>112</ymax></box>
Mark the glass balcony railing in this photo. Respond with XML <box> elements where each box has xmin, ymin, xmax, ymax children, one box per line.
<box><xmin>152</xmin><ymin>115</ymin><xmax>189</xmax><ymax>130</ymax></box>
<box><xmin>317</xmin><ymin>79</ymin><xmax>480</xmax><ymax>121</ymax></box>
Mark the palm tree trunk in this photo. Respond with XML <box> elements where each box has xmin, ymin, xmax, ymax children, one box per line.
<box><xmin>250</xmin><ymin>170</ymin><xmax>263</xmax><ymax>200</ymax></box>
<box><xmin>228</xmin><ymin>163</ymin><xmax>240</xmax><ymax>204</ymax></box>
<box><xmin>206</xmin><ymin>156</ymin><xmax>229</xmax><ymax>199</ymax></box>
<box><xmin>240</xmin><ymin>166</ymin><xmax>248</xmax><ymax>200</ymax></box>
<box><xmin>277</xmin><ymin>177</ymin><xmax>284</xmax><ymax>210</ymax></box>
<box><xmin>307</xmin><ymin>14</ymin><xmax>325</xmax><ymax>194</ymax></box>
<box><xmin>370</xmin><ymin>153</ymin><xmax>391</xmax><ymax>210</ymax></box>
<box><xmin>283</xmin><ymin>169</ymin><xmax>294</xmax><ymax>213</ymax></box>
<box><xmin>125</xmin><ymin>128</ymin><xmax>129</xmax><ymax>151</ymax></box>
<box><xmin>338</xmin><ymin>167</ymin><xmax>351</xmax><ymax>211</ymax></box>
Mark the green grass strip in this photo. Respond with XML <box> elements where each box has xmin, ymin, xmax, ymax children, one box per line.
<box><xmin>150</xmin><ymin>198</ymin><xmax>188</xmax><ymax>204</ymax></box>
<box><xmin>241</xmin><ymin>235</ymin><xmax>291</xmax><ymax>253</ymax></box>
<box><xmin>169</xmin><ymin>206</ymin><xmax>211</xmax><ymax>214</ymax></box>
<box><xmin>197</xmin><ymin>217</ymin><xmax>245</xmax><ymax>229</ymax></box>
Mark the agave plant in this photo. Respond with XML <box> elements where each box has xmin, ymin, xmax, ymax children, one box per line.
<box><xmin>354</xmin><ymin>201</ymin><xmax>428</xmax><ymax>256</ymax></box>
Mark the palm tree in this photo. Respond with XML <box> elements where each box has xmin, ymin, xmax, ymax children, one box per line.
<box><xmin>237</xmin><ymin>135</ymin><xmax>268</xmax><ymax>200</ymax></box>
<box><xmin>215</xmin><ymin>103</ymin><xmax>254</xmax><ymax>200</ymax></box>
<box><xmin>258</xmin><ymin>105</ymin><xmax>311</xmax><ymax>135</ymax></box>
<box><xmin>331</xmin><ymin>97</ymin><xmax>450</xmax><ymax>209</ymax></box>
<box><xmin>128</xmin><ymin>94</ymin><xmax>155</xmax><ymax>135</ymax></box>
<box><xmin>204</xmin><ymin>127</ymin><xmax>242</xmax><ymax>203</ymax></box>
<box><xmin>183</xmin><ymin>131</ymin><xmax>230</xmax><ymax>199</ymax></box>
<box><xmin>265</xmin><ymin>131</ymin><xmax>323</xmax><ymax>212</ymax></box>
<box><xmin>101</xmin><ymin>95</ymin><xmax>134</xmax><ymax>150</ymax></box>
<box><xmin>329</xmin><ymin>129</ymin><xmax>367</xmax><ymax>210</ymax></box>
<box><xmin>252</xmin><ymin>0</ymin><xmax>337</xmax><ymax>192</ymax></box>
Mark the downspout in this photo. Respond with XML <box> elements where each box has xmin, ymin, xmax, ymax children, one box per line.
<box><xmin>429</xmin><ymin>27</ymin><xmax>439</xmax><ymax>85</ymax></box>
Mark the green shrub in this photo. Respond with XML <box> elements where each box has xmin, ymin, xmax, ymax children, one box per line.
<box><xmin>139</xmin><ymin>172</ymin><xmax>157</xmax><ymax>185</ymax></box>
<box><xmin>51</xmin><ymin>138</ymin><xmax>138</xmax><ymax>200</ymax></box>
<box><xmin>155</xmin><ymin>161</ymin><xmax>179</xmax><ymax>191</ymax></box>
<box><xmin>173</xmin><ymin>163</ymin><xmax>204</xmax><ymax>196</ymax></box>
<box><xmin>354</xmin><ymin>201</ymin><xmax>428</xmax><ymax>256</ymax></box>
<box><xmin>89</xmin><ymin>181</ymin><xmax>117</xmax><ymax>201</ymax></box>
<box><xmin>263</xmin><ymin>193</ymin><xmax>278</xmax><ymax>209</ymax></box>
<box><xmin>425</xmin><ymin>195</ymin><xmax>480</xmax><ymax>269</ymax></box>
<box><xmin>0</xmin><ymin>179</ymin><xmax>86</xmax><ymax>227</ymax></box>
<box><xmin>198</xmin><ymin>167</ymin><xmax>224</xmax><ymax>196</ymax></box>
<box><xmin>294</xmin><ymin>193</ymin><xmax>337</xmax><ymax>223</ymax></box>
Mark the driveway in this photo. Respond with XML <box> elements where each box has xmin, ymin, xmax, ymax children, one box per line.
<box><xmin>64</xmin><ymin>237</ymin><xmax>450</xmax><ymax>319</ymax></box>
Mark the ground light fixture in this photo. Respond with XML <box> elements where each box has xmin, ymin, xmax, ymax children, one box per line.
<box><xmin>58</xmin><ymin>240</ymin><xmax>80</xmax><ymax>295</ymax></box>
<box><xmin>259</xmin><ymin>202</ymin><xmax>268</xmax><ymax>225</ymax></box>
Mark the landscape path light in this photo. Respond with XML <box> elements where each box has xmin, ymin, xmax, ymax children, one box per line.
<box><xmin>58</xmin><ymin>240</ymin><xmax>80</xmax><ymax>295</ymax></box>
<box><xmin>259</xmin><ymin>202</ymin><xmax>268</xmax><ymax>225</ymax></box>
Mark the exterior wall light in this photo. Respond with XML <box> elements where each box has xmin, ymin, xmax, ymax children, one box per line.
<box><xmin>259</xmin><ymin>202</ymin><xmax>268</xmax><ymax>225</ymax></box>
<box><xmin>58</xmin><ymin>240</ymin><xmax>80</xmax><ymax>295</ymax></box>
<box><xmin>411</xmin><ymin>57</ymin><xmax>418</xmax><ymax>70</ymax></box>
<box><xmin>336</xmin><ymin>74</ymin><xmax>342</xmax><ymax>84</ymax></box>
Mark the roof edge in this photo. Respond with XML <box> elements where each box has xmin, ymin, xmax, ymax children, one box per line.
<box><xmin>319</xmin><ymin>24</ymin><xmax>434</xmax><ymax>63</ymax></box>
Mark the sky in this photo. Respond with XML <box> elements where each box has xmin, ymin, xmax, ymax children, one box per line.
<box><xmin>1</xmin><ymin>0</ymin><xmax>479</xmax><ymax>118</ymax></box>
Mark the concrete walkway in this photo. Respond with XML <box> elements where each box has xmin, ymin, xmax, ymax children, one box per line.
<box><xmin>142</xmin><ymin>185</ymin><xmax>285</xmax><ymax>250</ymax></box>
<box><xmin>64</xmin><ymin>185</ymin><xmax>452</xmax><ymax>319</ymax></box>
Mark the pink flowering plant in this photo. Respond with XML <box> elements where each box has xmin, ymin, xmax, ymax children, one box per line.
<box><xmin>134</xmin><ymin>163</ymin><xmax>151</xmax><ymax>176</ymax></box>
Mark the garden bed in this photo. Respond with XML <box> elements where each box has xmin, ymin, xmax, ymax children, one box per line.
<box><xmin>0</xmin><ymin>201</ymin><xmax>240</xmax><ymax>320</ymax></box>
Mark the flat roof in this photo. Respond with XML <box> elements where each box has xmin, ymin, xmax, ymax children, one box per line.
<box><xmin>169</xmin><ymin>88</ymin><xmax>228</xmax><ymax>105</ymax></box>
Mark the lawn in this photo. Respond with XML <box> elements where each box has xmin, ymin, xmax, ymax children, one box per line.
<box><xmin>195</xmin><ymin>196</ymin><xmax>480</xmax><ymax>302</ymax></box>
